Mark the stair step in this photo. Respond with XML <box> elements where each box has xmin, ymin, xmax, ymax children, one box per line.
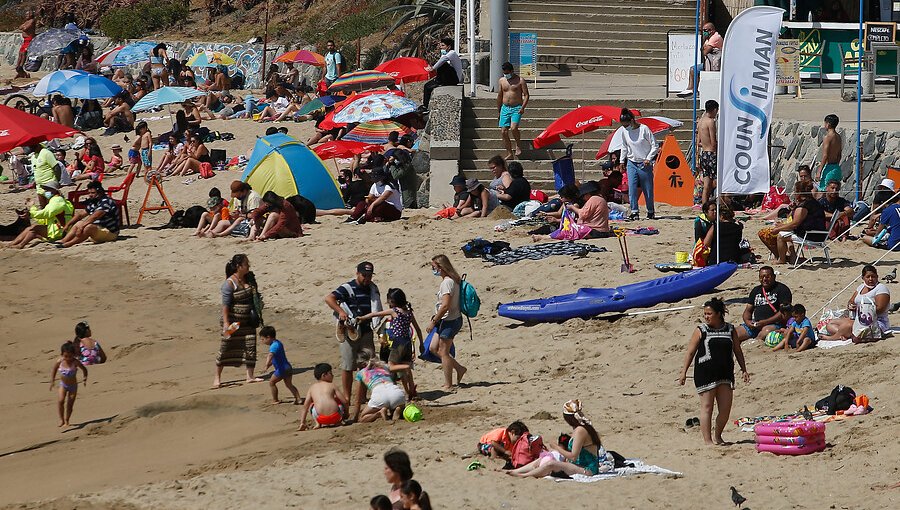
<box><xmin>509</xmin><ymin>3</ymin><xmax>695</xmax><ymax>15</ymax></box>
<box><xmin>509</xmin><ymin>18</ymin><xmax>689</xmax><ymax>32</ymax></box>
<box><xmin>507</xmin><ymin>27</ymin><xmax>676</xmax><ymax>44</ymax></box>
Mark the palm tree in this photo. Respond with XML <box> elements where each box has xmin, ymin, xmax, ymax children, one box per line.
<box><xmin>381</xmin><ymin>0</ymin><xmax>454</xmax><ymax>58</ymax></box>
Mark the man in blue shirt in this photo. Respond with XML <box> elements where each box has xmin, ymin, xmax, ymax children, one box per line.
<box><xmin>863</xmin><ymin>198</ymin><xmax>900</xmax><ymax>251</ymax></box>
<box><xmin>323</xmin><ymin>40</ymin><xmax>344</xmax><ymax>87</ymax></box>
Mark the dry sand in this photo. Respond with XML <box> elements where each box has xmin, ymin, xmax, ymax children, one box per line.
<box><xmin>2</xmin><ymin>78</ymin><xmax>900</xmax><ymax>509</ymax></box>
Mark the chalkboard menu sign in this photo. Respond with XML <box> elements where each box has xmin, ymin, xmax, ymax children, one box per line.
<box><xmin>865</xmin><ymin>22</ymin><xmax>896</xmax><ymax>50</ymax></box>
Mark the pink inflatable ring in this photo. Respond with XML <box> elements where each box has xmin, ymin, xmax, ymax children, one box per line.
<box><xmin>756</xmin><ymin>441</ymin><xmax>826</xmax><ymax>455</ymax></box>
<box><xmin>756</xmin><ymin>433</ymin><xmax>825</xmax><ymax>446</ymax></box>
<box><xmin>753</xmin><ymin>421</ymin><xmax>825</xmax><ymax>437</ymax></box>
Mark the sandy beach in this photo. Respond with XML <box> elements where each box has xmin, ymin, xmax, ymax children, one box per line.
<box><xmin>2</xmin><ymin>73</ymin><xmax>900</xmax><ymax>509</ymax></box>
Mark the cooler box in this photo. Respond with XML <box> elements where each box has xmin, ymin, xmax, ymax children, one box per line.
<box><xmin>552</xmin><ymin>144</ymin><xmax>575</xmax><ymax>190</ymax></box>
<box><xmin>210</xmin><ymin>149</ymin><xmax>227</xmax><ymax>166</ymax></box>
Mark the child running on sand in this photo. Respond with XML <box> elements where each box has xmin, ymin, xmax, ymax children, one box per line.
<box><xmin>773</xmin><ymin>304</ymin><xmax>817</xmax><ymax>352</ymax></box>
<box><xmin>50</xmin><ymin>342</ymin><xmax>88</xmax><ymax>427</ymax></box>
<box><xmin>359</xmin><ymin>288</ymin><xmax>423</xmax><ymax>398</ymax></box>
<box><xmin>259</xmin><ymin>325</ymin><xmax>301</xmax><ymax>404</ymax></box>
<box><xmin>299</xmin><ymin>363</ymin><xmax>348</xmax><ymax>430</ymax></box>
<box><xmin>136</xmin><ymin>121</ymin><xmax>152</xmax><ymax>178</ymax></box>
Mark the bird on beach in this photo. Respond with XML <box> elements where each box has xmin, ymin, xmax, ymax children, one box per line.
<box><xmin>802</xmin><ymin>405</ymin><xmax>814</xmax><ymax>421</ymax></box>
<box><xmin>730</xmin><ymin>486</ymin><xmax>747</xmax><ymax>508</ymax></box>
<box><xmin>882</xmin><ymin>267</ymin><xmax>896</xmax><ymax>283</ymax></box>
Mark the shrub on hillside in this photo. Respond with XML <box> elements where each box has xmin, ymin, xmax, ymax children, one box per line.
<box><xmin>100</xmin><ymin>1</ymin><xmax>189</xmax><ymax>41</ymax></box>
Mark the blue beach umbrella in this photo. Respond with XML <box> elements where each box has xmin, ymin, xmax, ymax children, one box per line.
<box><xmin>132</xmin><ymin>86</ymin><xmax>207</xmax><ymax>112</ymax></box>
<box><xmin>32</xmin><ymin>69</ymin><xmax>88</xmax><ymax>97</ymax></box>
<box><xmin>54</xmin><ymin>74</ymin><xmax>123</xmax><ymax>99</ymax></box>
<box><xmin>111</xmin><ymin>41</ymin><xmax>157</xmax><ymax>67</ymax></box>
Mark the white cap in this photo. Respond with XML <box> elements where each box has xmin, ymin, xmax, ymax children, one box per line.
<box><xmin>880</xmin><ymin>178</ymin><xmax>896</xmax><ymax>191</ymax></box>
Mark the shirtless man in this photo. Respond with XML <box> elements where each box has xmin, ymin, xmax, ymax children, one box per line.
<box><xmin>817</xmin><ymin>114</ymin><xmax>842</xmax><ymax>192</ymax></box>
<box><xmin>15</xmin><ymin>10</ymin><xmax>36</xmax><ymax>79</ymax></box>
<box><xmin>697</xmin><ymin>100</ymin><xmax>718</xmax><ymax>204</ymax></box>
<box><xmin>51</xmin><ymin>96</ymin><xmax>75</xmax><ymax>128</ymax></box>
<box><xmin>497</xmin><ymin>61</ymin><xmax>529</xmax><ymax>160</ymax></box>
<box><xmin>103</xmin><ymin>95</ymin><xmax>135</xmax><ymax>134</ymax></box>
<box><xmin>298</xmin><ymin>363</ymin><xmax>349</xmax><ymax>430</ymax></box>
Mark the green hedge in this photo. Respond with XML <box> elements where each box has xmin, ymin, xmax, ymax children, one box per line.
<box><xmin>100</xmin><ymin>1</ymin><xmax>189</xmax><ymax>42</ymax></box>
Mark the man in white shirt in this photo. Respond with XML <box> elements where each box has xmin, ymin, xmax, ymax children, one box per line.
<box><xmin>423</xmin><ymin>37</ymin><xmax>463</xmax><ymax>109</ymax></box>
<box><xmin>614</xmin><ymin>109</ymin><xmax>659</xmax><ymax>220</ymax></box>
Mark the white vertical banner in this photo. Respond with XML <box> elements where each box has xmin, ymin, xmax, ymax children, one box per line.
<box><xmin>717</xmin><ymin>6</ymin><xmax>784</xmax><ymax>194</ymax></box>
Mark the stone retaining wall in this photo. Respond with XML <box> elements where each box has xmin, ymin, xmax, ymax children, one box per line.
<box><xmin>770</xmin><ymin>120</ymin><xmax>896</xmax><ymax>200</ymax></box>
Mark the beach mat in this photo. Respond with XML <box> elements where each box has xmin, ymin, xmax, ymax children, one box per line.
<box><xmin>548</xmin><ymin>459</ymin><xmax>682</xmax><ymax>482</ymax></box>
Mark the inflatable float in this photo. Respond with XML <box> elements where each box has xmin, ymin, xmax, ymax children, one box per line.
<box><xmin>754</xmin><ymin>421</ymin><xmax>826</xmax><ymax>456</ymax></box>
<box><xmin>418</xmin><ymin>328</ymin><xmax>455</xmax><ymax>363</ymax></box>
<box><xmin>498</xmin><ymin>262</ymin><xmax>737</xmax><ymax>322</ymax></box>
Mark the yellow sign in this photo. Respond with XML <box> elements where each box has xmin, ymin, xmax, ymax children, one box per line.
<box><xmin>776</xmin><ymin>39</ymin><xmax>800</xmax><ymax>87</ymax></box>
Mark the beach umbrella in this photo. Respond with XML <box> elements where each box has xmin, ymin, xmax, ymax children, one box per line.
<box><xmin>532</xmin><ymin>105</ymin><xmax>642</xmax><ymax>149</ymax></box>
<box><xmin>186</xmin><ymin>50</ymin><xmax>236</xmax><ymax>68</ymax></box>
<box><xmin>273</xmin><ymin>49</ymin><xmax>325</xmax><ymax>66</ymax></box>
<box><xmin>53</xmin><ymin>74</ymin><xmax>123</xmax><ymax>99</ymax></box>
<box><xmin>375</xmin><ymin>57</ymin><xmax>434</xmax><ymax>84</ymax></box>
<box><xmin>132</xmin><ymin>86</ymin><xmax>207</xmax><ymax>112</ymax></box>
<box><xmin>327</xmin><ymin>70</ymin><xmax>396</xmax><ymax>93</ymax></box>
<box><xmin>95</xmin><ymin>45</ymin><xmax>124</xmax><ymax>67</ymax></box>
<box><xmin>26</xmin><ymin>27</ymin><xmax>85</xmax><ymax>57</ymax></box>
<box><xmin>109</xmin><ymin>41</ymin><xmax>157</xmax><ymax>67</ymax></box>
<box><xmin>317</xmin><ymin>109</ymin><xmax>347</xmax><ymax>131</ymax></box>
<box><xmin>0</xmin><ymin>104</ymin><xmax>79</xmax><ymax>154</ymax></box>
<box><xmin>313</xmin><ymin>140</ymin><xmax>383</xmax><ymax>160</ymax></box>
<box><xmin>594</xmin><ymin>116</ymin><xmax>683</xmax><ymax>160</ymax></box>
<box><xmin>333</xmin><ymin>93</ymin><xmax>418</xmax><ymax>124</ymax></box>
<box><xmin>342</xmin><ymin>119</ymin><xmax>411</xmax><ymax>144</ymax></box>
<box><xmin>32</xmin><ymin>69</ymin><xmax>87</xmax><ymax>97</ymax></box>
<box><xmin>297</xmin><ymin>98</ymin><xmax>327</xmax><ymax>117</ymax></box>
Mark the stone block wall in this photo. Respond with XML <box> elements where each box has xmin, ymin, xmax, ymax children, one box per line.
<box><xmin>770</xmin><ymin>120</ymin><xmax>895</xmax><ymax>200</ymax></box>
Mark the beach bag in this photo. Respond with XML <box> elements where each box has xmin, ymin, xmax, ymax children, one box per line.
<box><xmin>462</xmin><ymin>238</ymin><xmax>510</xmax><ymax>258</ymax></box>
<box><xmin>530</xmin><ymin>190</ymin><xmax>549</xmax><ymax>203</ymax></box>
<box><xmin>761</xmin><ymin>186</ymin><xmax>789</xmax><ymax>211</ymax></box>
<box><xmin>199</xmin><ymin>162</ymin><xmax>215</xmax><ymax>179</ymax></box>
<box><xmin>852</xmin><ymin>295</ymin><xmax>881</xmax><ymax>340</ymax></box>
<box><xmin>691</xmin><ymin>238</ymin><xmax>709</xmax><ymax>267</ymax></box>
<box><xmin>815</xmin><ymin>385</ymin><xmax>856</xmax><ymax>415</ymax></box>
<box><xmin>510</xmin><ymin>434</ymin><xmax>544</xmax><ymax>468</ymax></box>
<box><xmin>24</xmin><ymin>55</ymin><xmax>43</xmax><ymax>72</ymax></box>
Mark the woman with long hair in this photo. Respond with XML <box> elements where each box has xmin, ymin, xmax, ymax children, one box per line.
<box><xmin>426</xmin><ymin>254</ymin><xmax>467</xmax><ymax>390</ymax></box>
<box><xmin>214</xmin><ymin>254</ymin><xmax>264</xmax><ymax>388</ymax></box>
<box><xmin>504</xmin><ymin>399</ymin><xmax>613</xmax><ymax>477</ymax></box>
<box><xmin>73</xmin><ymin>321</ymin><xmax>106</xmax><ymax>365</ymax></box>
<box><xmin>679</xmin><ymin>297</ymin><xmax>750</xmax><ymax>445</ymax></box>
<box><xmin>150</xmin><ymin>43</ymin><xmax>170</xmax><ymax>90</ymax></box>
<box><xmin>383</xmin><ymin>449</ymin><xmax>413</xmax><ymax>509</ymax></box>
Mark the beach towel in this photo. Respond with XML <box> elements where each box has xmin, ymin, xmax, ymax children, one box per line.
<box><xmin>550</xmin><ymin>209</ymin><xmax>592</xmax><ymax>240</ymax></box>
<box><xmin>548</xmin><ymin>459</ymin><xmax>681</xmax><ymax>482</ymax></box>
<box><xmin>817</xmin><ymin>339</ymin><xmax>854</xmax><ymax>350</ymax></box>
<box><xmin>483</xmin><ymin>241</ymin><xmax>608</xmax><ymax>266</ymax></box>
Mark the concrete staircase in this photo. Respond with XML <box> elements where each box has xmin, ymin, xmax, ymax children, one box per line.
<box><xmin>459</xmin><ymin>97</ymin><xmax>695</xmax><ymax>191</ymax></box>
<box><xmin>509</xmin><ymin>0</ymin><xmax>697</xmax><ymax>75</ymax></box>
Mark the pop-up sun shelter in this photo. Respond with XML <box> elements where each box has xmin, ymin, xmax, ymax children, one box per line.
<box><xmin>241</xmin><ymin>133</ymin><xmax>344</xmax><ymax>209</ymax></box>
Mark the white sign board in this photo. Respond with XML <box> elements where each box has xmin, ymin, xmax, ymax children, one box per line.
<box><xmin>668</xmin><ymin>33</ymin><xmax>697</xmax><ymax>93</ymax></box>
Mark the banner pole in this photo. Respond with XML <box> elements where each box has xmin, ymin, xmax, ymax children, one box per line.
<box><xmin>856</xmin><ymin>0</ymin><xmax>863</xmax><ymax>203</ymax></box>
<box><xmin>690</xmin><ymin>0</ymin><xmax>700</xmax><ymax>179</ymax></box>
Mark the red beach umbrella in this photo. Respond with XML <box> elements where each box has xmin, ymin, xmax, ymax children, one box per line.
<box><xmin>532</xmin><ymin>105</ymin><xmax>641</xmax><ymax>150</ymax></box>
<box><xmin>0</xmin><ymin>104</ymin><xmax>79</xmax><ymax>154</ymax></box>
<box><xmin>313</xmin><ymin>140</ymin><xmax>383</xmax><ymax>159</ymax></box>
<box><xmin>375</xmin><ymin>57</ymin><xmax>434</xmax><ymax>84</ymax></box>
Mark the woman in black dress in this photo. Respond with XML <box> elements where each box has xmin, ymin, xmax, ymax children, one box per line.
<box><xmin>678</xmin><ymin>298</ymin><xmax>750</xmax><ymax>445</ymax></box>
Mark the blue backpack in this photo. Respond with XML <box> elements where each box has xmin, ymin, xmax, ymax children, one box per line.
<box><xmin>459</xmin><ymin>274</ymin><xmax>479</xmax><ymax>341</ymax></box>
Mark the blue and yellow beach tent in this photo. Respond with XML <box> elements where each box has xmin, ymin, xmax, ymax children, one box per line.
<box><xmin>241</xmin><ymin>133</ymin><xmax>344</xmax><ymax>209</ymax></box>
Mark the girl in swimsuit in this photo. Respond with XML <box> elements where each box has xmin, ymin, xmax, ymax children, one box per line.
<box><xmin>50</xmin><ymin>342</ymin><xmax>88</xmax><ymax>427</ymax></box>
<box><xmin>74</xmin><ymin>321</ymin><xmax>107</xmax><ymax>365</ymax></box>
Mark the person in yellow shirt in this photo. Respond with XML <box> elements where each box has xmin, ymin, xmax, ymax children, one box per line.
<box><xmin>4</xmin><ymin>181</ymin><xmax>74</xmax><ymax>249</ymax></box>
<box><xmin>28</xmin><ymin>143</ymin><xmax>60</xmax><ymax>208</ymax></box>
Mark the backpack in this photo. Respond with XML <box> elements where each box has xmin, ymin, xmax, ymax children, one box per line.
<box><xmin>459</xmin><ymin>273</ymin><xmax>480</xmax><ymax>342</ymax></box>
<box><xmin>814</xmin><ymin>385</ymin><xmax>856</xmax><ymax>415</ymax></box>
<box><xmin>462</xmin><ymin>238</ymin><xmax>510</xmax><ymax>258</ymax></box>
<box><xmin>336</xmin><ymin>51</ymin><xmax>347</xmax><ymax>75</ymax></box>
<box><xmin>199</xmin><ymin>162</ymin><xmax>215</xmax><ymax>179</ymax></box>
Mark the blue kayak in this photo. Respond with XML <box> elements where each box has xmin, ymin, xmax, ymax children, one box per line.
<box><xmin>498</xmin><ymin>263</ymin><xmax>738</xmax><ymax>322</ymax></box>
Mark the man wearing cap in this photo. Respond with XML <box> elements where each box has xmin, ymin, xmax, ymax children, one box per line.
<box><xmin>445</xmin><ymin>174</ymin><xmax>470</xmax><ymax>218</ymax></box>
<box><xmin>208</xmin><ymin>181</ymin><xmax>261</xmax><ymax>237</ymax></box>
<box><xmin>460</xmin><ymin>178</ymin><xmax>499</xmax><ymax>218</ymax></box>
<box><xmin>5</xmin><ymin>181</ymin><xmax>75</xmax><ymax>249</ymax></box>
<box><xmin>28</xmin><ymin>143</ymin><xmax>59</xmax><ymax>208</ymax></box>
<box><xmin>59</xmin><ymin>181</ymin><xmax>120</xmax><ymax>247</ymax></box>
<box><xmin>324</xmin><ymin>262</ymin><xmax>384</xmax><ymax>411</ymax></box>
<box><xmin>568</xmin><ymin>181</ymin><xmax>612</xmax><ymax>238</ymax></box>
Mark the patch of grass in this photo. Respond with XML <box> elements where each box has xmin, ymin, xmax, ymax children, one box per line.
<box><xmin>100</xmin><ymin>0</ymin><xmax>189</xmax><ymax>42</ymax></box>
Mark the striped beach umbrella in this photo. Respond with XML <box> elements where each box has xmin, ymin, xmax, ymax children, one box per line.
<box><xmin>186</xmin><ymin>50</ymin><xmax>236</xmax><ymax>68</ymax></box>
<box><xmin>132</xmin><ymin>86</ymin><xmax>207</xmax><ymax>112</ymax></box>
<box><xmin>109</xmin><ymin>41</ymin><xmax>157</xmax><ymax>66</ymax></box>
<box><xmin>274</xmin><ymin>49</ymin><xmax>325</xmax><ymax>66</ymax></box>
<box><xmin>327</xmin><ymin>70</ymin><xmax>396</xmax><ymax>93</ymax></box>
<box><xmin>342</xmin><ymin>119</ymin><xmax>411</xmax><ymax>144</ymax></box>
<box><xmin>95</xmin><ymin>45</ymin><xmax>124</xmax><ymax>67</ymax></box>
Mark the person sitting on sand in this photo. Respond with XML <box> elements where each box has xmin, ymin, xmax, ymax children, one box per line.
<box><xmin>370</xmin><ymin>495</ymin><xmax>392</xmax><ymax>510</ymax></box>
<box><xmin>433</xmin><ymin>175</ymin><xmax>470</xmax><ymax>219</ymax></box>
<box><xmin>353</xmin><ymin>358</ymin><xmax>408</xmax><ymax>423</ymax></box>
<box><xmin>533</xmin><ymin>184</ymin><xmax>579</xmax><ymax>221</ymax></box>
<box><xmin>59</xmin><ymin>181</ymin><xmax>119</xmax><ymax>247</ymax></box>
<box><xmin>73</xmin><ymin>321</ymin><xmax>107</xmax><ymax>365</ymax></box>
<box><xmin>457</xmin><ymin>179</ymin><xmax>500</xmax><ymax>218</ymax></box>
<box><xmin>862</xmin><ymin>194</ymin><xmax>900</xmax><ymax>251</ymax></box>
<box><xmin>821</xmin><ymin>265</ymin><xmax>891</xmax><ymax>343</ymax></box>
<box><xmin>50</xmin><ymin>342</ymin><xmax>88</xmax><ymax>428</ymax></box>
<box><xmin>735</xmin><ymin>266</ymin><xmax>792</xmax><ymax>342</ymax></box>
<box><xmin>679</xmin><ymin>298</ymin><xmax>749</xmax><ymax>445</ymax></box>
<box><xmin>248</xmin><ymin>191</ymin><xmax>303</xmax><ymax>241</ymax></box>
<box><xmin>505</xmin><ymin>400</ymin><xmax>614</xmax><ymax>477</ymax></box>
<box><xmin>102</xmin><ymin>93</ymin><xmax>134</xmax><ymax>135</ymax></box>
<box><xmin>72</xmin><ymin>142</ymin><xmax>105</xmax><ymax>182</ymax></box>
<box><xmin>4</xmin><ymin>181</ymin><xmax>74</xmax><ymax>249</ymax></box>
<box><xmin>819</xmin><ymin>180</ymin><xmax>853</xmax><ymax>239</ymax></box>
<box><xmin>195</xmin><ymin>196</ymin><xmax>229</xmax><ymax>237</ymax></box>
<box><xmin>209</xmin><ymin>181</ymin><xmax>262</xmax><ymax>238</ymax></box>
<box><xmin>346</xmin><ymin>167</ymin><xmax>403</xmax><ymax>224</ymax></box>
<box><xmin>494</xmin><ymin>161</ymin><xmax>531</xmax><ymax>210</ymax></box>
<box><xmin>259</xmin><ymin>325</ymin><xmax>301</xmax><ymax>404</ymax></box>
<box><xmin>702</xmin><ymin>205</ymin><xmax>748</xmax><ymax>264</ymax></box>
<box><xmin>477</xmin><ymin>424</ymin><xmax>515</xmax><ymax>461</ymax></box>
<box><xmin>694</xmin><ymin>201</ymin><xmax>716</xmax><ymax>243</ymax></box>
<box><xmin>339</xmin><ymin>168</ymin><xmax>370</xmax><ymax>209</ymax></box>
<box><xmin>299</xmin><ymin>363</ymin><xmax>348</xmax><ymax>430</ymax></box>
<box><xmin>256</xmin><ymin>89</ymin><xmax>291</xmax><ymax>122</ymax></box>
<box><xmin>531</xmin><ymin>181</ymin><xmax>611</xmax><ymax>242</ymax></box>
<box><xmin>771</xmin><ymin>304</ymin><xmax>817</xmax><ymax>352</ymax></box>
<box><xmin>169</xmin><ymin>130</ymin><xmax>211</xmax><ymax>177</ymax></box>
<box><xmin>106</xmin><ymin>144</ymin><xmax>123</xmax><ymax>173</ymax></box>
<box><xmin>487</xmin><ymin>155</ymin><xmax>512</xmax><ymax>191</ymax></box>
<box><xmin>384</xmin><ymin>449</ymin><xmax>414</xmax><ymax>508</ymax></box>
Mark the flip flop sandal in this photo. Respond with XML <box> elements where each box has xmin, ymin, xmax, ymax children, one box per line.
<box><xmin>466</xmin><ymin>461</ymin><xmax>485</xmax><ymax>471</ymax></box>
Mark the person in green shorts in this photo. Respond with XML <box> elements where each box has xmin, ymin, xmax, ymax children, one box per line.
<box><xmin>817</xmin><ymin>114</ymin><xmax>842</xmax><ymax>192</ymax></box>
<box><xmin>497</xmin><ymin>62</ymin><xmax>529</xmax><ymax>160</ymax></box>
